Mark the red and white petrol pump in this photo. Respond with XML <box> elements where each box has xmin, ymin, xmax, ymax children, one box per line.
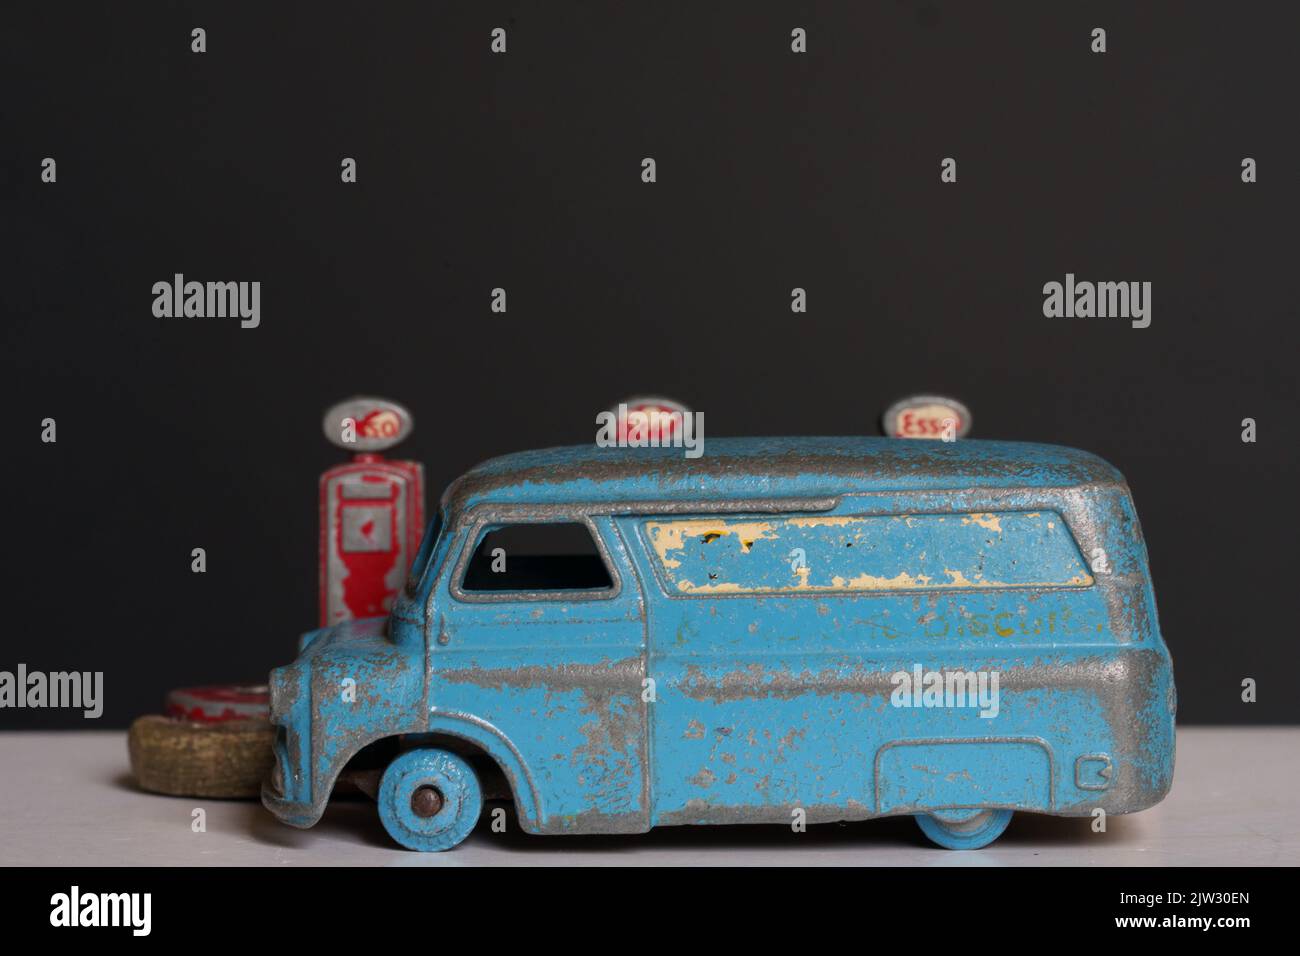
<box><xmin>319</xmin><ymin>397</ymin><xmax>425</xmax><ymax>626</ymax></box>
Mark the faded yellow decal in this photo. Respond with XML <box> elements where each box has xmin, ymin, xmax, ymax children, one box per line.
<box><xmin>962</xmin><ymin>513</ymin><xmax>1002</xmax><ymax>532</ymax></box>
<box><xmin>647</xmin><ymin>518</ymin><xmax>778</xmax><ymax>569</ymax></box>
<box><xmin>645</xmin><ymin>512</ymin><xmax>1093</xmax><ymax>595</ymax></box>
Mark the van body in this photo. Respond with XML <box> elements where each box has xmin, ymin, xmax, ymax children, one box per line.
<box><xmin>263</xmin><ymin>437</ymin><xmax>1175</xmax><ymax>850</ymax></box>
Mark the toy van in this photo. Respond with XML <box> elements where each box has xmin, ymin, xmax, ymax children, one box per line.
<box><xmin>262</xmin><ymin>437</ymin><xmax>1175</xmax><ymax>850</ymax></box>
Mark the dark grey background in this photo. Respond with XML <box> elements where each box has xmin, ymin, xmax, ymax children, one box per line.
<box><xmin>2</xmin><ymin>2</ymin><xmax>1296</xmax><ymax>727</ymax></box>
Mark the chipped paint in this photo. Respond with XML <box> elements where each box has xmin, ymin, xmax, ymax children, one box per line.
<box><xmin>648</xmin><ymin>511</ymin><xmax>1094</xmax><ymax>595</ymax></box>
<box><xmin>646</xmin><ymin>518</ymin><xmax>778</xmax><ymax>566</ymax></box>
<box><xmin>788</xmin><ymin>514</ymin><xmax>861</xmax><ymax>528</ymax></box>
<box><xmin>962</xmin><ymin>513</ymin><xmax>1002</xmax><ymax>532</ymax></box>
<box><xmin>831</xmin><ymin>570</ymin><xmax>934</xmax><ymax>590</ymax></box>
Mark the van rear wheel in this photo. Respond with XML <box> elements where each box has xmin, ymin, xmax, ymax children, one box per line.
<box><xmin>916</xmin><ymin>809</ymin><xmax>1013</xmax><ymax>850</ymax></box>
<box><xmin>377</xmin><ymin>748</ymin><xmax>483</xmax><ymax>851</ymax></box>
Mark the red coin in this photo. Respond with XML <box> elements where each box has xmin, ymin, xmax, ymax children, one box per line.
<box><xmin>164</xmin><ymin>684</ymin><xmax>270</xmax><ymax>723</ymax></box>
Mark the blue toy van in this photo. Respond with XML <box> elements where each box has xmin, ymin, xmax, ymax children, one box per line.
<box><xmin>262</xmin><ymin>438</ymin><xmax>1175</xmax><ymax>850</ymax></box>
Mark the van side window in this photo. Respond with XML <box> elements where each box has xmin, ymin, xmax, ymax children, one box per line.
<box><xmin>461</xmin><ymin>522</ymin><xmax>614</xmax><ymax>593</ymax></box>
<box><xmin>643</xmin><ymin>512</ymin><xmax>1092</xmax><ymax>595</ymax></box>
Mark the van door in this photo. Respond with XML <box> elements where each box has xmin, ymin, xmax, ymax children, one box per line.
<box><xmin>622</xmin><ymin>511</ymin><xmax>857</xmax><ymax>826</ymax></box>
<box><xmin>626</xmin><ymin>507</ymin><xmax>1110</xmax><ymax>825</ymax></box>
<box><xmin>432</xmin><ymin>513</ymin><xmax>650</xmax><ymax>835</ymax></box>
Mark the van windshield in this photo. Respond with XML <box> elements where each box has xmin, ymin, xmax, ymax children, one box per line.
<box><xmin>404</xmin><ymin>511</ymin><xmax>444</xmax><ymax>595</ymax></box>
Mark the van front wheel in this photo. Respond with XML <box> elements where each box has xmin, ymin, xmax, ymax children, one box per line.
<box><xmin>377</xmin><ymin>748</ymin><xmax>483</xmax><ymax>851</ymax></box>
<box><xmin>915</xmin><ymin>809</ymin><xmax>1013</xmax><ymax>850</ymax></box>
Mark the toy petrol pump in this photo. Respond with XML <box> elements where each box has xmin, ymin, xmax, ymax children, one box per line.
<box><xmin>319</xmin><ymin>397</ymin><xmax>425</xmax><ymax>626</ymax></box>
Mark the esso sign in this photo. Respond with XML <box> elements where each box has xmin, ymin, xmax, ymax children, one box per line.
<box><xmin>613</xmin><ymin>396</ymin><xmax>691</xmax><ymax>442</ymax></box>
<box><xmin>323</xmin><ymin>397</ymin><xmax>414</xmax><ymax>452</ymax></box>
<box><xmin>882</xmin><ymin>396</ymin><xmax>972</xmax><ymax>441</ymax></box>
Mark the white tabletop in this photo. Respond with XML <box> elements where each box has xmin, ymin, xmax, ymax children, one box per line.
<box><xmin>1</xmin><ymin>727</ymin><xmax>1296</xmax><ymax>866</ymax></box>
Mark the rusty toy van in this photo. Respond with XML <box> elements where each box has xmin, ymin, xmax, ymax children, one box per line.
<box><xmin>262</xmin><ymin>438</ymin><xmax>1175</xmax><ymax>850</ymax></box>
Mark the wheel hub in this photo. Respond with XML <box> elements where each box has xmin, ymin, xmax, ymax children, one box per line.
<box><xmin>411</xmin><ymin>785</ymin><xmax>445</xmax><ymax>818</ymax></box>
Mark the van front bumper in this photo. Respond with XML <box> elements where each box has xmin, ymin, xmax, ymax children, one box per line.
<box><xmin>261</xmin><ymin>785</ymin><xmax>325</xmax><ymax>829</ymax></box>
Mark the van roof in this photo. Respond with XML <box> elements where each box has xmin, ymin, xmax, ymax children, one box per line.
<box><xmin>442</xmin><ymin>437</ymin><xmax>1126</xmax><ymax>514</ymax></box>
